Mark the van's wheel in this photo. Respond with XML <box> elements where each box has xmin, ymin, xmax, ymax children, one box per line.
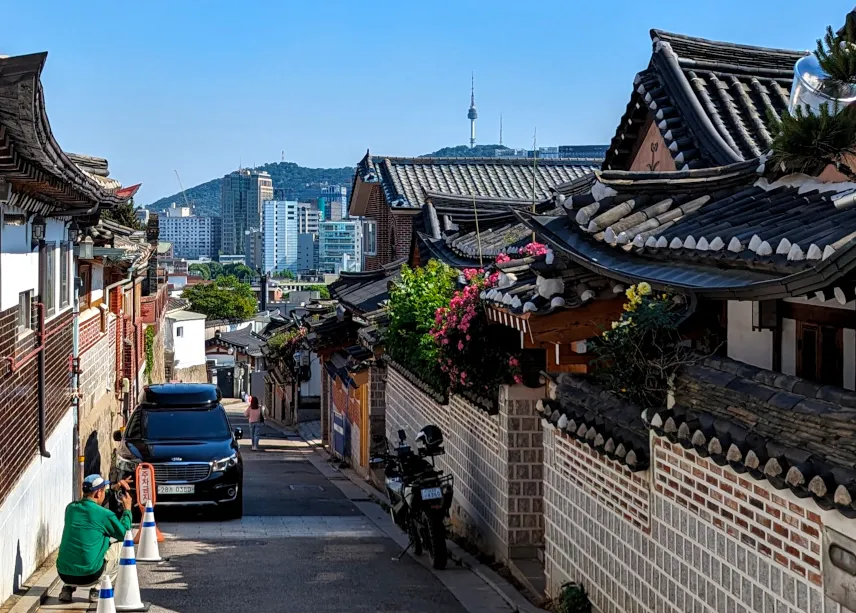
<box><xmin>421</xmin><ymin>512</ymin><xmax>447</xmax><ymax>570</ymax></box>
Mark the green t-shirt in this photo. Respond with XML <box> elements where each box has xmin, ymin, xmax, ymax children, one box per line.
<box><xmin>56</xmin><ymin>499</ymin><xmax>132</xmax><ymax>577</ymax></box>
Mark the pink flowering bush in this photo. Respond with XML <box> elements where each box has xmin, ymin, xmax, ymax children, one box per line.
<box><xmin>520</xmin><ymin>242</ymin><xmax>549</xmax><ymax>257</ymax></box>
<box><xmin>495</xmin><ymin>253</ymin><xmax>511</xmax><ymax>264</ymax></box>
<box><xmin>431</xmin><ymin>269</ymin><xmax>523</xmax><ymax>399</ymax></box>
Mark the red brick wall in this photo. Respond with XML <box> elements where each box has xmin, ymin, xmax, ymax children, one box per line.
<box><xmin>362</xmin><ymin>186</ymin><xmax>415</xmax><ymax>271</ymax></box>
<box><xmin>0</xmin><ymin>305</ymin><xmax>73</xmax><ymax>506</ymax></box>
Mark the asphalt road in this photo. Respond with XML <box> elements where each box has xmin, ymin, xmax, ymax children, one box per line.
<box><xmin>132</xmin><ymin>408</ymin><xmax>469</xmax><ymax>613</ymax></box>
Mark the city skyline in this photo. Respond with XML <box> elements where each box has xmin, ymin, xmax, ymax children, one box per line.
<box><xmin>5</xmin><ymin>0</ymin><xmax>850</xmax><ymax>204</ymax></box>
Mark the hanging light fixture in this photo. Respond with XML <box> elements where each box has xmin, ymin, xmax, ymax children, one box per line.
<box><xmin>67</xmin><ymin>221</ymin><xmax>80</xmax><ymax>242</ymax></box>
<box><xmin>31</xmin><ymin>214</ymin><xmax>46</xmax><ymax>248</ymax></box>
<box><xmin>78</xmin><ymin>236</ymin><xmax>94</xmax><ymax>260</ymax></box>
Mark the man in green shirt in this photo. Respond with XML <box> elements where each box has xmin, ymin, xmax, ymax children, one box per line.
<box><xmin>57</xmin><ymin>474</ymin><xmax>133</xmax><ymax>603</ymax></box>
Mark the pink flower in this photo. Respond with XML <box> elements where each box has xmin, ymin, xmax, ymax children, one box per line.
<box><xmin>461</xmin><ymin>371</ymin><xmax>467</xmax><ymax>379</ymax></box>
<box><xmin>466</xmin><ymin>335</ymin><xmax>471</xmax><ymax>341</ymax></box>
<box><xmin>496</xmin><ymin>253</ymin><xmax>511</xmax><ymax>264</ymax></box>
<box><xmin>457</xmin><ymin>341</ymin><xmax>464</xmax><ymax>351</ymax></box>
<box><xmin>514</xmin><ymin>375</ymin><xmax>523</xmax><ymax>384</ymax></box>
<box><xmin>508</xmin><ymin>357</ymin><xmax>519</xmax><ymax>367</ymax></box>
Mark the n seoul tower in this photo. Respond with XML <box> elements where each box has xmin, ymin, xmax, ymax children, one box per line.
<box><xmin>468</xmin><ymin>74</ymin><xmax>478</xmax><ymax>148</ymax></box>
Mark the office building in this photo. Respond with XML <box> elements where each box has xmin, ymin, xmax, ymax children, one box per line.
<box><xmin>220</xmin><ymin>169</ymin><xmax>273</xmax><ymax>254</ymax></box>
<box><xmin>245</xmin><ymin>229</ymin><xmax>263</xmax><ymax>270</ymax></box>
<box><xmin>320</xmin><ymin>185</ymin><xmax>348</xmax><ymax>220</ymax></box>
<box><xmin>318</xmin><ymin>220</ymin><xmax>362</xmax><ymax>274</ymax></box>
<box><xmin>159</xmin><ymin>203</ymin><xmax>222</xmax><ymax>259</ymax></box>
<box><xmin>297</xmin><ymin>233</ymin><xmax>316</xmax><ymax>271</ymax></box>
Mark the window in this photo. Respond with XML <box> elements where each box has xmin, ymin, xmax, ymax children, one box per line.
<box><xmin>797</xmin><ymin>322</ymin><xmax>843</xmax><ymax>387</ymax></box>
<box><xmin>17</xmin><ymin>291</ymin><xmax>31</xmax><ymax>330</ymax></box>
<box><xmin>60</xmin><ymin>241</ymin><xmax>70</xmax><ymax>308</ymax></box>
<box><xmin>44</xmin><ymin>243</ymin><xmax>56</xmax><ymax>317</ymax></box>
<box><xmin>176</xmin><ymin>326</ymin><xmax>184</xmax><ymax>337</ymax></box>
<box><xmin>363</xmin><ymin>220</ymin><xmax>377</xmax><ymax>255</ymax></box>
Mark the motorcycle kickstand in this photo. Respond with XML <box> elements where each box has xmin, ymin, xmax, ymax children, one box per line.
<box><xmin>394</xmin><ymin>538</ymin><xmax>414</xmax><ymax>561</ymax></box>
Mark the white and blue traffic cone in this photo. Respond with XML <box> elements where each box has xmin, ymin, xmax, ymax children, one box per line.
<box><xmin>136</xmin><ymin>501</ymin><xmax>162</xmax><ymax>562</ymax></box>
<box><xmin>95</xmin><ymin>574</ymin><xmax>116</xmax><ymax>613</ymax></box>
<box><xmin>115</xmin><ymin>530</ymin><xmax>148</xmax><ymax>611</ymax></box>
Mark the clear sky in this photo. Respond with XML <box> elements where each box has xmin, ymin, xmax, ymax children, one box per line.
<box><xmin>4</xmin><ymin>1</ymin><xmax>853</xmax><ymax>204</ymax></box>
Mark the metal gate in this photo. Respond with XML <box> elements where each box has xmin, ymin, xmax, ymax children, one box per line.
<box><xmin>211</xmin><ymin>366</ymin><xmax>235</xmax><ymax>398</ymax></box>
<box><xmin>332</xmin><ymin>411</ymin><xmax>350</xmax><ymax>460</ymax></box>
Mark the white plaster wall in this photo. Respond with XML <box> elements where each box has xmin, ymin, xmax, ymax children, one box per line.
<box><xmin>0</xmin><ymin>213</ymin><xmax>70</xmax><ymax>319</ymax></box>
<box><xmin>300</xmin><ymin>357</ymin><xmax>321</xmax><ymax>397</ymax></box>
<box><xmin>0</xmin><ymin>409</ymin><xmax>73</xmax><ymax>604</ymax></box>
<box><xmin>170</xmin><ymin>318</ymin><xmax>207</xmax><ymax>368</ymax></box>
<box><xmin>727</xmin><ymin>301</ymin><xmax>773</xmax><ymax>370</ymax></box>
<box><xmin>784</xmin><ymin>296</ymin><xmax>856</xmax><ymax>311</ymax></box>
<box><xmin>91</xmin><ymin>262</ymin><xmax>104</xmax><ymax>304</ymax></box>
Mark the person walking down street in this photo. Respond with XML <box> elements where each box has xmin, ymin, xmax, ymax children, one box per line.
<box><xmin>56</xmin><ymin>474</ymin><xmax>133</xmax><ymax>603</ymax></box>
<box><xmin>244</xmin><ymin>395</ymin><xmax>265</xmax><ymax>450</ymax></box>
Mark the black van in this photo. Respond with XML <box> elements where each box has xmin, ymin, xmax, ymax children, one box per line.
<box><xmin>111</xmin><ymin>383</ymin><xmax>244</xmax><ymax>519</ymax></box>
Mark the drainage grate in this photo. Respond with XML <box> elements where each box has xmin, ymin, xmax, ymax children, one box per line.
<box><xmin>288</xmin><ymin>485</ymin><xmax>324</xmax><ymax>491</ymax></box>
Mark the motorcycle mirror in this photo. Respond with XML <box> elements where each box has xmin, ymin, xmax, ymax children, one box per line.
<box><xmin>397</xmin><ymin>429</ymin><xmax>406</xmax><ymax>442</ymax></box>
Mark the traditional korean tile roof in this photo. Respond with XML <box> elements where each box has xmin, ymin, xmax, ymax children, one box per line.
<box><xmin>208</xmin><ymin>328</ymin><xmax>265</xmax><ymax>357</ymax></box>
<box><xmin>604</xmin><ymin>30</ymin><xmax>806</xmax><ymax>171</ymax></box>
<box><xmin>539</xmin><ymin>374</ymin><xmax>650</xmax><ymax>472</ymax></box>
<box><xmin>650</xmin><ymin>355</ymin><xmax>856</xmax><ymax>517</ymax></box>
<box><xmin>166</xmin><ymin>297</ymin><xmax>190</xmax><ymax>313</ymax></box>
<box><xmin>517</xmin><ymin>161</ymin><xmax>856</xmax><ymax>301</ymax></box>
<box><xmin>0</xmin><ymin>53</ymin><xmax>132</xmax><ymax>214</ymax></box>
<box><xmin>329</xmin><ymin>259</ymin><xmax>403</xmax><ymax>314</ymax></box>
<box><xmin>353</xmin><ymin>151</ymin><xmax>596</xmax><ymax>211</ymax></box>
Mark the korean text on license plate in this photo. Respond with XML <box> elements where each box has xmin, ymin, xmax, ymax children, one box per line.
<box><xmin>421</xmin><ymin>487</ymin><xmax>442</xmax><ymax>500</ymax></box>
<box><xmin>157</xmin><ymin>484</ymin><xmax>195</xmax><ymax>495</ymax></box>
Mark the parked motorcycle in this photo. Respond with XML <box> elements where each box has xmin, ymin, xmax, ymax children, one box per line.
<box><xmin>373</xmin><ymin>425</ymin><xmax>454</xmax><ymax>569</ymax></box>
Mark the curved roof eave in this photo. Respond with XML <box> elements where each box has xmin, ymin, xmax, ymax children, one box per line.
<box><xmin>0</xmin><ymin>52</ymin><xmax>127</xmax><ymax>212</ymax></box>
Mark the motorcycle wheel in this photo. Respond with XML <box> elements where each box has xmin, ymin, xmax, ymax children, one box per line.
<box><xmin>421</xmin><ymin>511</ymin><xmax>448</xmax><ymax>570</ymax></box>
<box><xmin>409</xmin><ymin>520</ymin><xmax>423</xmax><ymax>556</ymax></box>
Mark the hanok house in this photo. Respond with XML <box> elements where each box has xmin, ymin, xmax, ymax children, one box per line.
<box><xmin>0</xmin><ymin>52</ymin><xmax>136</xmax><ymax>604</ymax></box>
<box><xmin>328</xmin><ymin>261</ymin><xmax>402</xmax><ymax>478</ymax></box>
<box><xmin>206</xmin><ymin>327</ymin><xmax>266</xmax><ymax>398</ymax></box>
<box><xmin>347</xmin><ymin>152</ymin><xmax>597</xmax><ymax>271</ymax></box>
<box><xmin>510</xmin><ymin>126</ymin><xmax>856</xmax><ymax>611</ymax></box>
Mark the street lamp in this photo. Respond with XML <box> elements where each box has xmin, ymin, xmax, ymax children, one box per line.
<box><xmin>78</xmin><ymin>236</ymin><xmax>94</xmax><ymax>260</ymax></box>
<box><xmin>67</xmin><ymin>221</ymin><xmax>80</xmax><ymax>242</ymax></box>
<box><xmin>31</xmin><ymin>214</ymin><xmax>45</xmax><ymax>249</ymax></box>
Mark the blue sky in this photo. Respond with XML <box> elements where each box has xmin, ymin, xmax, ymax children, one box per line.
<box><xmin>5</xmin><ymin>1</ymin><xmax>853</xmax><ymax>204</ymax></box>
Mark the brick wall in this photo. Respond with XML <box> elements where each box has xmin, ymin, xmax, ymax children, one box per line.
<box><xmin>362</xmin><ymin>185</ymin><xmax>414</xmax><ymax>271</ymax></box>
<box><xmin>385</xmin><ymin>364</ymin><xmax>543</xmax><ymax>562</ymax></box>
<box><xmin>0</xmin><ymin>305</ymin><xmax>73</xmax><ymax>507</ymax></box>
<box><xmin>542</xmin><ymin>378</ymin><xmax>856</xmax><ymax>613</ymax></box>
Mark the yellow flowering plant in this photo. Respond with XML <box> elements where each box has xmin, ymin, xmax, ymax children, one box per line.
<box><xmin>592</xmin><ymin>283</ymin><xmax>687</xmax><ymax>408</ymax></box>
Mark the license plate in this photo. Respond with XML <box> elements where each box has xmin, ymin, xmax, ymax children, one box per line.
<box><xmin>157</xmin><ymin>484</ymin><xmax>195</xmax><ymax>494</ymax></box>
<box><xmin>421</xmin><ymin>487</ymin><xmax>442</xmax><ymax>500</ymax></box>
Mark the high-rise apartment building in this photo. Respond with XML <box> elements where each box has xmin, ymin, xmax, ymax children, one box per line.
<box><xmin>245</xmin><ymin>229</ymin><xmax>264</xmax><ymax>270</ymax></box>
<box><xmin>297</xmin><ymin>233</ymin><xmax>316</xmax><ymax>271</ymax></box>
<box><xmin>320</xmin><ymin>185</ymin><xmax>348</xmax><ymax>220</ymax></box>
<box><xmin>318</xmin><ymin>220</ymin><xmax>362</xmax><ymax>274</ymax></box>
<box><xmin>220</xmin><ymin>169</ymin><xmax>273</xmax><ymax>254</ymax></box>
<box><xmin>262</xmin><ymin>200</ymin><xmax>301</xmax><ymax>273</ymax></box>
<box><xmin>159</xmin><ymin>203</ymin><xmax>222</xmax><ymax>259</ymax></box>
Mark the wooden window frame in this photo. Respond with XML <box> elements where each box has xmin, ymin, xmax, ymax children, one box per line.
<box><xmin>796</xmin><ymin>321</ymin><xmax>843</xmax><ymax>387</ymax></box>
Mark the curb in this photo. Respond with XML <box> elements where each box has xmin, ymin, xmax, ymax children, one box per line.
<box><xmin>7</xmin><ymin>567</ymin><xmax>59</xmax><ymax>613</ymax></box>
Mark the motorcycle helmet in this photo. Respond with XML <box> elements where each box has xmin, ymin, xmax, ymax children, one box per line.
<box><xmin>415</xmin><ymin>425</ymin><xmax>445</xmax><ymax>456</ymax></box>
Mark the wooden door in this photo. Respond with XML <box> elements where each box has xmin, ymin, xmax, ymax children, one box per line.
<box><xmin>796</xmin><ymin>322</ymin><xmax>843</xmax><ymax>387</ymax></box>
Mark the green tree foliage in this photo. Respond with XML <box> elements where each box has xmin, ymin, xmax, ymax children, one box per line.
<box><xmin>306</xmin><ymin>284</ymin><xmax>330</xmax><ymax>299</ymax></box>
<box><xmin>101</xmin><ymin>198</ymin><xmax>144</xmax><ymax>230</ymax></box>
<box><xmin>816</xmin><ymin>16</ymin><xmax>856</xmax><ymax>88</ymax></box>
<box><xmin>145</xmin><ymin>162</ymin><xmax>356</xmax><ymax>217</ymax></box>
<box><xmin>556</xmin><ymin>583</ymin><xmax>592</xmax><ymax>613</ymax></box>
<box><xmin>770</xmin><ymin>103</ymin><xmax>856</xmax><ymax>180</ymax></box>
<box><xmin>188</xmin><ymin>263</ymin><xmax>210</xmax><ymax>280</ymax></box>
<box><xmin>422</xmin><ymin>144</ymin><xmax>509</xmax><ymax>158</ymax></box>
<box><xmin>274</xmin><ymin>270</ymin><xmax>295</xmax><ymax>279</ymax></box>
<box><xmin>223</xmin><ymin>263</ymin><xmax>255</xmax><ymax>281</ymax></box>
<box><xmin>591</xmin><ymin>283</ymin><xmax>689</xmax><ymax>408</ymax></box>
<box><xmin>385</xmin><ymin>261</ymin><xmax>458</xmax><ymax>393</ymax></box>
<box><xmin>182</xmin><ymin>275</ymin><xmax>256</xmax><ymax>320</ymax></box>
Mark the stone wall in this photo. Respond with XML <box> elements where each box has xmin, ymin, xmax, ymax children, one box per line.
<box><xmin>78</xmin><ymin>315</ymin><xmax>119</xmax><ymax>478</ymax></box>
<box><xmin>385</xmin><ymin>364</ymin><xmax>543</xmax><ymax>562</ymax></box>
<box><xmin>172</xmin><ymin>363</ymin><xmax>207</xmax><ymax>383</ymax></box>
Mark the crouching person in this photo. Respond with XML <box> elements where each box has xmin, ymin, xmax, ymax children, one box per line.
<box><xmin>56</xmin><ymin>474</ymin><xmax>133</xmax><ymax>602</ymax></box>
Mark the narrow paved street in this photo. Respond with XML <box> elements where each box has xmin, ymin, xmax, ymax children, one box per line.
<box><xmin>39</xmin><ymin>403</ymin><xmax>513</xmax><ymax>613</ymax></box>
